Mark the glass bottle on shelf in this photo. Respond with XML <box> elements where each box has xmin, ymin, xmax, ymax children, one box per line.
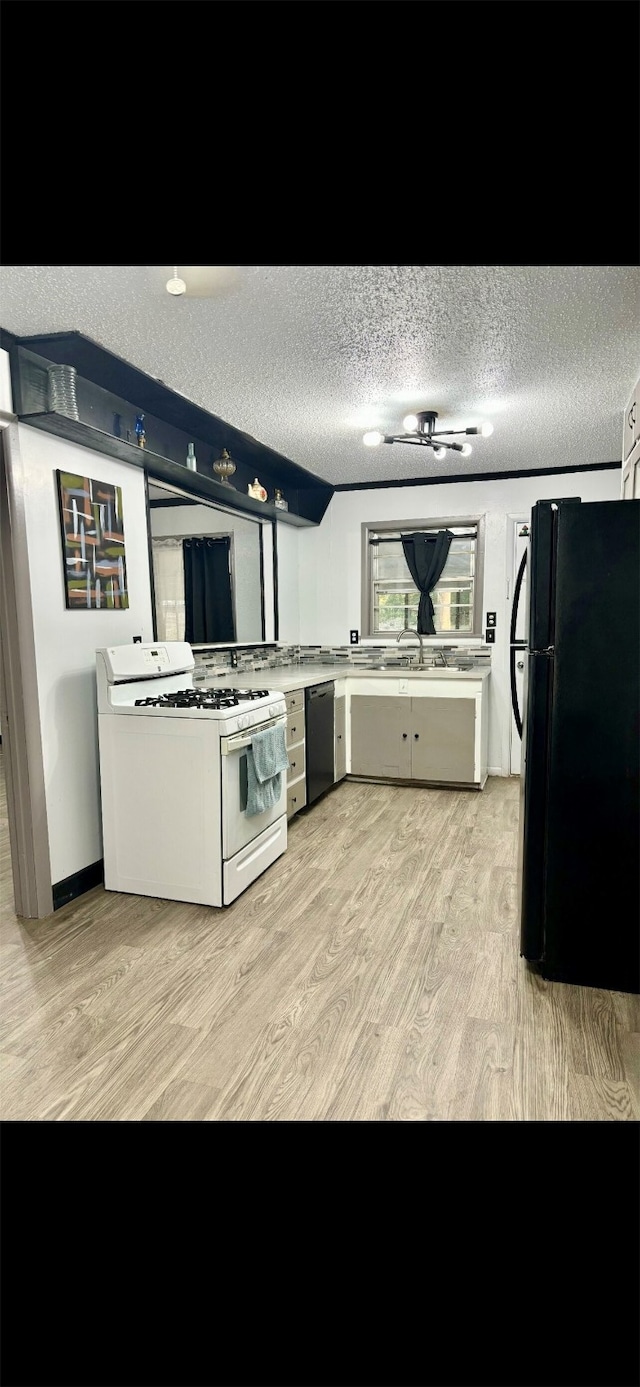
<box><xmin>186</xmin><ymin>442</ymin><xmax>197</xmax><ymax>471</ymax></box>
<box><xmin>135</xmin><ymin>413</ymin><xmax>146</xmax><ymax>448</ymax></box>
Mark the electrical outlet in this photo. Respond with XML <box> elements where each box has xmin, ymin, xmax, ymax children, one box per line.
<box><xmin>133</xmin><ymin>635</ymin><xmax>142</xmax><ymax>643</ymax></box>
<box><xmin>486</xmin><ymin>612</ymin><xmax>496</xmax><ymax>627</ymax></box>
<box><xmin>350</xmin><ymin>630</ymin><xmax>359</xmax><ymax>644</ymax></box>
<box><xmin>485</xmin><ymin>628</ymin><xmax>495</xmax><ymax>643</ymax></box>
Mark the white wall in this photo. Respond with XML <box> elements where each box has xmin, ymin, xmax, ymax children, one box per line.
<box><xmin>0</xmin><ymin>349</ymin><xmax>12</xmax><ymax>415</ymax></box>
<box><xmin>275</xmin><ymin>523</ymin><xmax>300</xmax><ymax>642</ymax></box>
<box><xmin>16</xmin><ymin>424</ymin><xmax>154</xmax><ymax>885</ymax></box>
<box><xmin>297</xmin><ymin>469</ymin><xmax>621</xmax><ymax>774</ymax></box>
<box><xmin>150</xmin><ymin>503</ymin><xmax>263</xmax><ymax>642</ymax></box>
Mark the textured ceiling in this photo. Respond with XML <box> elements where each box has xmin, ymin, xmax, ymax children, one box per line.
<box><xmin>1</xmin><ymin>264</ymin><xmax>638</xmax><ymax>485</ymax></box>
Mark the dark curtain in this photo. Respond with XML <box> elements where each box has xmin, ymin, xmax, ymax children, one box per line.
<box><xmin>183</xmin><ymin>537</ymin><xmax>236</xmax><ymax>643</ymax></box>
<box><xmin>401</xmin><ymin>530</ymin><xmax>454</xmax><ymax>635</ymax></box>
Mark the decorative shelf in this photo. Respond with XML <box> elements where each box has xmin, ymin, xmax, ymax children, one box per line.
<box><xmin>3</xmin><ymin>329</ymin><xmax>334</xmax><ymax>527</ymax></box>
<box><xmin>19</xmin><ymin>412</ymin><xmax>317</xmax><ymax>527</ymax></box>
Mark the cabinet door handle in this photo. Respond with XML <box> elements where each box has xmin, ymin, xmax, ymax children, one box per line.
<box><xmin>291</xmin><ymin>725</ymin><xmax>297</xmax><ymax>734</ymax></box>
<box><xmin>337</xmin><ymin>734</ymin><xmax>342</xmax><ymax>741</ymax></box>
<box><xmin>402</xmin><ymin>733</ymin><xmax>408</xmax><ymax>739</ymax></box>
<box><xmin>290</xmin><ymin>760</ymin><xmax>296</xmax><ymax>769</ymax></box>
<box><xmin>414</xmin><ymin>733</ymin><xmax>419</xmax><ymax>740</ymax></box>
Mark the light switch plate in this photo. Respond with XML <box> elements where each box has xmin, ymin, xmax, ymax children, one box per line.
<box><xmin>485</xmin><ymin>628</ymin><xmax>496</xmax><ymax>643</ymax></box>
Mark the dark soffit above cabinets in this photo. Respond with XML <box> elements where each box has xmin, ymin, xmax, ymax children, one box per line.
<box><xmin>2</xmin><ymin>328</ymin><xmax>334</xmax><ymax>527</ymax></box>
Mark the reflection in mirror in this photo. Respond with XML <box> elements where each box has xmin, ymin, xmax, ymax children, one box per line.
<box><xmin>148</xmin><ymin>479</ymin><xmax>272</xmax><ymax>645</ymax></box>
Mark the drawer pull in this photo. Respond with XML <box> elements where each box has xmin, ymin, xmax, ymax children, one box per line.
<box><xmin>402</xmin><ymin>733</ymin><xmax>407</xmax><ymax>739</ymax></box>
<box><xmin>414</xmin><ymin>733</ymin><xmax>419</xmax><ymax>740</ymax></box>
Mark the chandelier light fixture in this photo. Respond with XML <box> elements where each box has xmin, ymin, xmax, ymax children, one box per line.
<box><xmin>363</xmin><ymin>410</ymin><xmax>493</xmax><ymax>459</ymax></box>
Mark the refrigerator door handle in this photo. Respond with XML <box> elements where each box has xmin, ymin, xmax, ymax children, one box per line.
<box><xmin>510</xmin><ymin>648</ymin><xmax>523</xmax><ymax>740</ymax></box>
<box><xmin>510</xmin><ymin>549</ymin><xmax>528</xmax><ymax>646</ymax></box>
<box><xmin>510</xmin><ymin>549</ymin><xmax>528</xmax><ymax>739</ymax></box>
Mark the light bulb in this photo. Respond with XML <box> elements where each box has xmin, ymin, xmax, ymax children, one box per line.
<box><xmin>433</xmin><ymin>446</ymin><xmax>447</xmax><ymax>460</ymax></box>
<box><xmin>363</xmin><ymin>430</ymin><xmax>384</xmax><ymax>447</ymax></box>
<box><xmin>461</xmin><ymin>443</ymin><xmax>472</xmax><ymax>457</ymax></box>
<box><xmin>166</xmin><ymin>275</ymin><xmax>187</xmax><ymax>296</ymax></box>
<box><xmin>403</xmin><ymin>413</ymin><xmax>419</xmax><ymax>432</ymax></box>
<box><xmin>480</xmin><ymin>421</ymin><xmax>493</xmax><ymax>437</ymax></box>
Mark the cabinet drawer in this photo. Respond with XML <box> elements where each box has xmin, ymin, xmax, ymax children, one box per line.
<box><xmin>285</xmin><ymin>689</ymin><xmax>304</xmax><ymax>714</ymax></box>
<box><xmin>287</xmin><ymin>781</ymin><xmax>306</xmax><ymax>817</ymax></box>
<box><xmin>287</xmin><ymin>740</ymin><xmax>306</xmax><ymax>784</ymax></box>
<box><xmin>286</xmin><ymin>710</ymin><xmax>305</xmax><ymax>749</ymax></box>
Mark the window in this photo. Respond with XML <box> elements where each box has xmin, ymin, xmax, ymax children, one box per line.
<box><xmin>152</xmin><ymin>539</ymin><xmax>186</xmax><ymax>641</ymax></box>
<box><xmin>361</xmin><ymin>515</ymin><xmax>485</xmax><ymax>638</ymax></box>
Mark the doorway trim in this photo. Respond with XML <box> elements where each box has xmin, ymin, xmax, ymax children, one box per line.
<box><xmin>0</xmin><ymin>424</ymin><xmax>53</xmax><ymax>917</ymax></box>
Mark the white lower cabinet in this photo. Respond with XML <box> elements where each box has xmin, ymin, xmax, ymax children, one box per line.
<box><xmin>348</xmin><ymin>679</ymin><xmax>488</xmax><ymax>788</ymax></box>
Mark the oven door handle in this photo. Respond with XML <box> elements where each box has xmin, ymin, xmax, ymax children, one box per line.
<box><xmin>220</xmin><ymin>713</ymin><xmax>287</xmax><ymax>755</ymax></box>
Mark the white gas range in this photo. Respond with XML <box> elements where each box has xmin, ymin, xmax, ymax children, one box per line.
<box><xmin>96</xmin><ymin>642</ymin><xmax>287</xmax><ymax>907</ymax></box>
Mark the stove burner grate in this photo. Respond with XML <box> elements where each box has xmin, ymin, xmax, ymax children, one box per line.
<box><xmin>133</xmin><ymin>687</ymin><xmax>273</xmax><ymax>711</ymax></box>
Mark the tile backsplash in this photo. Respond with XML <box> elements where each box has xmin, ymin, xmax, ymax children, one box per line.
<box><xmin>192</xmin><ymin>642</ymin><xmax>492</xmax><ymax>680</ymax></box>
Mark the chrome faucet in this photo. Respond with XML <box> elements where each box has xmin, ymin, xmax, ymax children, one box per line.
<box><xmin>397</xmin><ymin>627</ymin><xmax>425</xmax><ymax>665</ymax></box>
<box><xmin>435</xmin><ymin>648</ymin><xmax>448</xmax><ymax>668</ymax></box>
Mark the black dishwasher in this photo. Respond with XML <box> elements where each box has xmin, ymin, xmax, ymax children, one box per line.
<box><xmin>305</xmin><ymin>681</ymin><xmax>335</xmax><ymax>806</ymax></box>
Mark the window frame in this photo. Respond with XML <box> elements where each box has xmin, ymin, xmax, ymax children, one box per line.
<box><xmin>360</xmin><ymin>514</ymin><xmax>486</xmax><ymax>640</ymax></box>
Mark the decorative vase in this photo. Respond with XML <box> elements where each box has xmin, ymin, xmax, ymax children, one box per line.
<box><xmin>248</xmin><ymin>477</ymin><xmax>267</xmax><ymax>501</ymax></box>
<box><xmin>213</xmin><ymin>448</ymin><xmax>237</xmax><ymax>486</ymax></box>
<box><xmin>186</xmin><ymin>442</ymin><xmax>197</xmax><ymax>471</ymax></box>
<box><xmin>274</xmin><ymin>488</ymin><xmax>288</xmax><ymax>511</ymax></box>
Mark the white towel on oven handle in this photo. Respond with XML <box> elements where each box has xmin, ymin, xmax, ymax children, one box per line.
<box><xmin>249</xmin><ymin>722</ymin><xmax>289</xmax><ymax>783</ymax></box>
<box><xmin>244</xmin><ymin>722</ymin><xmax>289</xmax><ymax>817</ymax></box>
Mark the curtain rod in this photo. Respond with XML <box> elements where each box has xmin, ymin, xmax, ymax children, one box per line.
<box><xmin>369</xmin><ymin>532</ymin><xmax>477</xmax><ymax>543</ymax></box>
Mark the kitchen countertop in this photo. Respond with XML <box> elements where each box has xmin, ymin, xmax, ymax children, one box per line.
<box><xmin>201</xmin><ymin>663</ymin><xmax>491</xmax><ymax>691</ymax></box>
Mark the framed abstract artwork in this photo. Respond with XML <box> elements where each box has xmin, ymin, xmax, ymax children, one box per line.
<box><xmin>56</xmin><ymin>470</ymin><xmax>129</xmax><ymax>609</ymax></box>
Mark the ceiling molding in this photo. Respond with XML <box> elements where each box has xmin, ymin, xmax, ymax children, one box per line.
<box><xmin>333</xmin><ymin>461</ymin><xmax>621</xmax><ymax>492</ymax></box>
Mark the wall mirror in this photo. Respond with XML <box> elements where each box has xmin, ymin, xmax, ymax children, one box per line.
<box><xmin>147</xmin><ymin>477</ymin><xmax>276</xmax><ymax>646</ymax></box>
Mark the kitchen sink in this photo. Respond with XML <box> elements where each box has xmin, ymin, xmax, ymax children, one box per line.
<box><xmin>366</xmin><ymin>662</ymin><xmax>461</xmax><ymax>672</ymax></box>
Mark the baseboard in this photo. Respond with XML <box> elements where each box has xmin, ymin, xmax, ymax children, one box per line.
<box><xmin>52</xmin><ymin>859</ymin><xmax>104</xmax><ymax>911</ymax></box>
<box><xmin>488</xmin><ymin>766</ymin><xmax>509</xmax><ymax>777</ymax></box>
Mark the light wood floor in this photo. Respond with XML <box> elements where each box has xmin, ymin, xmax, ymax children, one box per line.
<box><xmin>0</xmin><ymin>749</ymin><xmax>638</xmax><ymax>1120</ymax></box>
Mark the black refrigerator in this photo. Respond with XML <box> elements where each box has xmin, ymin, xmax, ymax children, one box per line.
<box><xmin>515</xmin><ymin>497</ymin><xmax>639</xmax><ymax>995</ymax></box>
